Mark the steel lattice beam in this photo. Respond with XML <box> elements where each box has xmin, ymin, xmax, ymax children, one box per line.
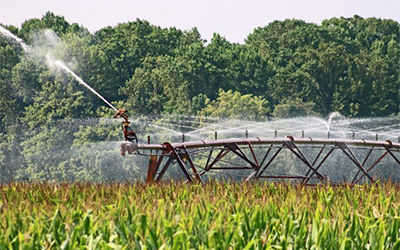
<box><xmin>124</xmin><ymin>137</ymin><xmax>400</xmax><ymax>184</ymax></box>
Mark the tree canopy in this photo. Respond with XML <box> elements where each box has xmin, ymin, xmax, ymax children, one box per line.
<box><xmin>0</xmin><ymin>13</ymin><xmax>399</xmax><ymax>182</ymax></box>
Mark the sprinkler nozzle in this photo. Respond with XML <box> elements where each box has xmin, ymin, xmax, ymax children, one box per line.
<box><xmin>114</xmin><ymin>108</ymin><xmax>129</xmax><ymax>122</ymax></box>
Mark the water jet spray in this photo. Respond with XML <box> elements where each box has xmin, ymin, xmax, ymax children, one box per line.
<box><xmin>1</xmin><ymin>25</ymin><xmax>138</xmax><ymax>152</ymax></box>
<box><xmin>0</xmin><ymin>25</ymin><xmax>29</xmax><ymax>51</ymax></box>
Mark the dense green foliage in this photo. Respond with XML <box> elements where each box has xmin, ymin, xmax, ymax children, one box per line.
<box><xmin>200</xmin><ymin>89</ymin><xmax>270</xmax><ymax>120</ymax></box>
<box><xmin>1</xmin><ymin>182</ymin><xmax>400</xmax><ymax>248</ymax></box>
<box><xmin>0</xmin><ymin>12</ymin><xmax>399</xmax><ymax>182</ymax></box>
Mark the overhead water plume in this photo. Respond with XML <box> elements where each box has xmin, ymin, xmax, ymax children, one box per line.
<box><xmin>327</xmin><ymin>112</ymin><xmax>342</xmax><ymax>132</ymax></box>
<box><xmin>3</xmin><ymin>113</ymin><xmax>399</xmax><ymax>183</ymax></box>
<box><xmin>41</xmin><ymin>29</ymin><xmax>118</xmax><ymax>112</ymax></box>
<box><xmin>53</xmin><ymin>60</ymin><xmax>118</xmax><ymax>112</ymax></box>
<box><xmin>0</xmin><ymin>25</ymin><xmax>29</xmax><ymax>51</ymax></box>
<box><xmin>0</xmin><ymin>25</ymin><xmax>117</xmax><ymax>112</ymax></box>
<box><xmin>127</xmin><ymin>114</ymin><xmax>400</xmax><ymax>183</ymax></box>
<box><xmin>131</xmin><ymin>114</ymin><xmax>400</xmax><ymax>144</ymax></box>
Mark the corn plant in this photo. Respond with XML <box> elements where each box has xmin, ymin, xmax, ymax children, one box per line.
<box><xmin>1</xmin><ymin>182</ymin><xmax>400</xmax><ymax>249</ymax></box>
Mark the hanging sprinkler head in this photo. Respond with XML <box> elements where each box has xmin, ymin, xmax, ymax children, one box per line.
<box><xmin>114</xmin><ymin>108</ymin><xmax>138</xmax><ymax>155</ymax></box>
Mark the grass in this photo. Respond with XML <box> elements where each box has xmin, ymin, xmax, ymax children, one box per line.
<box><xmin>1</xmin><ymin>182</ymin><xmax>400</xmax><ymax>249</ymax></box>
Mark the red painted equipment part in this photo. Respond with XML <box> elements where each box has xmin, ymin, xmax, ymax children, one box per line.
<box><xmin>113</xmin><ymin>108</ymin><xmax>138</xmax><ymax>145</ymax></box>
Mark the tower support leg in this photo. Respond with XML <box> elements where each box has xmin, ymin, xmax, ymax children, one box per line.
<box><xmin>146</xmin><ymin>155</ymin><xmax>161</xmax><ymax>184</ymax></box>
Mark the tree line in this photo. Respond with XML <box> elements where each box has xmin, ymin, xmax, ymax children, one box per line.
<box><xmin>0</xmin><ymin>12</ymin><xmax>399</xmax><ymax>182</ymax></box>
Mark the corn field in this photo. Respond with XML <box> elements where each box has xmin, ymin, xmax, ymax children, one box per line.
<box><xmin>1</xmin><ymin>182</ymin><xmax>400</xmax><ymax>249</ymax></box>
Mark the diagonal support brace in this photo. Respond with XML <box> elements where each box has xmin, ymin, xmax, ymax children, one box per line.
<box><xmin>336</xmin><ymin>142</ymin><xmax>374</xmax><ymax>183</ymax></box>
<box><xmin>283</xmin><ymin>138</ymin><xmax>324</xmax><ymax>179</ymax></box>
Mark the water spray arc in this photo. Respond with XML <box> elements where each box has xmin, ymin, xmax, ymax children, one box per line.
<box><xmin>0</xmin><ymin>26</ymin><xmax>118</xmax><ymax>111</ymax></box>
<box><xmin>0</xmin><ymin>26</ymin><xmax>135</xmax><ymax>148</ymax></box>
<box><xmin>119</xmin><ymin>114</ymin><xmax>400</xmax><ymax>184</ymax></box>
<box><xmin>54</xmin><ymin>61</ymin><xmax>118</xmax><ymax>112</ymax></box>
<box><xmin>0</xmin><ymin>25</ymin><xmax>29</xmax><ymax>51</ymax></box>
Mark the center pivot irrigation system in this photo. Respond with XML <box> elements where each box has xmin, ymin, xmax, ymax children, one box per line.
<box><xmin>115</xmin><ymin>110</ymin><xmax>400</xmax><ymax>185</ymax></box>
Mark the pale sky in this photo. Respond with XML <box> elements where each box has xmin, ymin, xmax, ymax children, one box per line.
<box><xmin>1</xmin><ymin>0</ymin><xmax>399</xmax><ymax>43</ymax></box>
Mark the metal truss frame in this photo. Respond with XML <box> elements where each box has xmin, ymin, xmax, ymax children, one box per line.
<box><xmin>121</xmin><ymin>137</ymin><xmax>400</xmax><ymax>184</ymax></box>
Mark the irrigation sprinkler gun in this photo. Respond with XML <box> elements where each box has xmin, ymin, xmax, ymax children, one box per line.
<box><xmin>113</xmin><ymin>108</ymin><xmax>139</xmax><ymax>156</ymax></box>
<box><xmin>113</xmin><ymin>108</ymin><xmax>138</xmax><ymax>143</ymax></box>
